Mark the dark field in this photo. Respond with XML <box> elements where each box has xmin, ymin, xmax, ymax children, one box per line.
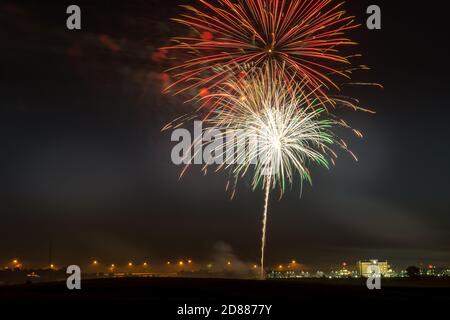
<box><xmin>1</xmin><ymin>277</ymin><xmax>449</xmax><ymax>316</ymax></box>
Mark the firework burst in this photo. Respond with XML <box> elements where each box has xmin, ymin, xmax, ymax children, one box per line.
<box><xmin>164</xmin><ymin>0</ymin><xmax>359</xmax><ymax>105</ymax></box>
<box><xmin>205</xmin><ymin>69</ymin><xmax>345</xmax><ymax>194</ymax></box>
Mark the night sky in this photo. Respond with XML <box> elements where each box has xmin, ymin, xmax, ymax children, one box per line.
<box><xmin>1</xmin><ymin>0</ymin><xmax>449</xmax><ymax>270</ymax></box>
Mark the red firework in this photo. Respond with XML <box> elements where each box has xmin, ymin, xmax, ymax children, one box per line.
<box><xmin>164</xmin><ymin>0</ymin><xmax>359</xmax><ymax>104</ymax></box>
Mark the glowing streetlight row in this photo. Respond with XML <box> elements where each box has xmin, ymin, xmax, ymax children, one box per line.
<box><xmin>91</xmin><ymin>259</ymin><xmax>297</xmax><ymax>269</ymax></box>
<box><xmin>7</xmin><ymin>258</ymin><xmax>299</xmax><ymax>270</ymax></box>
<box><xmin>90</xmin><ymin>261</ymin><xmax>150</xmax><ymax>267</ymax></box>
<box><xmin>276</xmin><ymin>260</ymin><xmax>300</xmax><ymax>270</ymax></box>
<box><xmin>91</xmin><ymin>260</ymin><xmax>194</xmax><ymax>266</ymax></box>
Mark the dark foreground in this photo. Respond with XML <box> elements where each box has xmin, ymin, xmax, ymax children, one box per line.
<box><xmin>1</xmin><ymin>277</ymin><xmax>449</xmax><ymax>316</ymax></box>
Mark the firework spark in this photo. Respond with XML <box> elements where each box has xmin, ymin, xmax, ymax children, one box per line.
<box><xmin>164</xmin><ymin>0</ymin><xmax>359</xmax><ymax>105</ymax></box>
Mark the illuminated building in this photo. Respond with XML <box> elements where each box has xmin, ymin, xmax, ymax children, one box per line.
<box><xmin>357</xmin><ymin>260</ymin><xmax>390</xmax><ymax>277</ymax></box>
<box><xmin>337</xmin><ymin>266</ymin><xmax>351</xmax><ymax>278</ymax></box>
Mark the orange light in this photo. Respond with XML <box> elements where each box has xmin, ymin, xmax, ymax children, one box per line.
<box><xmin>291</xmin><ymin>260</ymin><xmax>296</xmax><ymax>264</ymax></box>
<box><xmin>128</xmin><ymin>262</ymin><xmax>133</xmax><ymax>267</ymax></box>
<box><xmin>201</xmin><ymin>31</ymin><xmax>214</xmax><ymax>41</ymax></box>
<box><xmin>199</xmin><ymin>88</ymin><xmax>209</xmax><ymax>97</ymax></box>
<box><xmin>158</xmin><ymin>72</ymin><xmax>170</xmax><ymax>83</ymax></box>
<box><xmin>167</xmin><ymin>261</ymin><xmax>171</xmax><ymax>265</ymax></box>
<box><xmin>188</xmin><ymin>260</ymin><xmax>192</xmax><ymax>264</ymax></box>
<box><xmin>143</xmin><ymin>262</ymin><xmax>148</xmax><ymax>267</ymax></box>
<box><xmin>93</xmin><ymin>260</ymin><xmax>98</xmax><ymax>265</ymax></box>
<box><xmin>227</xmin><ymin>261</ymin><xmax>231</xmax><ymax>265</ymax></box>
<box><xmin>178</xmin><ymin>261</ymin><xmax>184</xmax><ymax>266</ymax></box>
<box><xmin>12</xmin><ymin>259</ymin><xmax>18</xmax><ymax>264</ymax></box>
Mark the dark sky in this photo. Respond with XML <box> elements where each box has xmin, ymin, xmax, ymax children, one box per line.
<box><xmin>1</xmin><ymin>0</ymin><xmax>449</xmax><ymax>270</ymax></box>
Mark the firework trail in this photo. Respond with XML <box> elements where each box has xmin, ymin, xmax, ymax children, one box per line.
<box><xmin>164</xmin><ymin>0</ymin><xmax>360</xmax><ymax>106</ymax></box>
<box><xmin>261</xmin><ymin>176</ymin><xmax>271</xmax><ymax>279</ymax></box>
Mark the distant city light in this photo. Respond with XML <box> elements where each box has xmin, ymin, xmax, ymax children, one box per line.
<box><xmin>3</xmin><ymin>256</ymin><xmax>449</xmax><ymax>280</ymax></box>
